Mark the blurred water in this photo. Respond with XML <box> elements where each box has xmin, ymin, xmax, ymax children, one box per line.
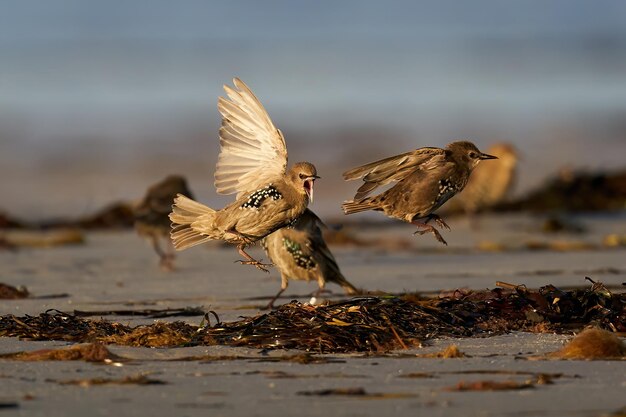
<box><xmin>1</xmin><ymin>0</ymin><xmax>626</xmax><ymax>219</ymax></box>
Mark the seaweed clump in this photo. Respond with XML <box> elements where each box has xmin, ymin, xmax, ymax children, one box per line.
<box><xmin>0</xmin><ymin>280</ymin><xmax>624</xmax><ymax>353</ymax></box>
<box><xmin>203</xmin><ymin>279</ymin><xmax>625</xmax><ymax>352</ymax></box>
<box><xmin>497</xmin><ymin>169</ymin><xmax>626</xmax><ymax>212</ymax></box>
<box><xmin>204</xmin><ymin>297</ymin><xmax>466</xmax><ymax>352</ymax></box>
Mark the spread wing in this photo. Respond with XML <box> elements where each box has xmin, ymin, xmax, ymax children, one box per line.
<box><xmin>215</xmin><ymin>78</ymin><xmax>288</xmax><ymax>198</ymax></box>
<box><xmin>343</xmin><ymin>147</ymin><xmax>446</xmax><ymax>200</ymax></box>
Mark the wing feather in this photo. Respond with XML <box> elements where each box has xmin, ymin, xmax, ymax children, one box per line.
<box><xmin>343</xmin><ymin>147</ymin><xmax>447</xmax><ymax>200</ymax></box>
<box><xmin>215</xmin><ymin>78</ymin><xmax>288</xmax><ymax>197</ymax></box>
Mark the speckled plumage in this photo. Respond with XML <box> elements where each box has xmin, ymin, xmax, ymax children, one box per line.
<box><xmin>342</xmin><ymin>141</ymin><xmax>497</xmax><ymax>245</ymax></box>
<box><xmin>174</xmin><ymin>165</ymin><xmax>316</xmax><ymax>245</ymax></box>
<box><xmin>261</xmin><ymin>209</ymin><xmax>358</xmax><ymax>308</ymax></box>
<box><xmin>169</xmin><ymin>78</ymin><xmax>319</xmax><ymax>272</ymax></box>
<box><xmin>240</xmin><ymin>185</ymin><xmax>282</xmax><ymax>209</ymax></box>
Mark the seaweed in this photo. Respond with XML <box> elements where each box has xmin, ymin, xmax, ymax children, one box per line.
<box><xmin>0</xmin><ymin>343</ymin><xmax>123</xmax><ymax>363</ymax></box>
<box><xmin>496</xmin><ymin>169</ymin><xmax>626</xmax><ymax>213</ymax></box>
<box><xmin>0</xmin><ymin>283</ymin><xmax>29</xmax><ymax>299</ymax></box>
<box><xmin>72</xmin><ymin>307</ymin><xmax>205</xmax><ymax>318</ymax></box>
<box><xmin>0</xmin><ymin>280</ymin><xmax>624</xmax><ymax>353</ymax></box>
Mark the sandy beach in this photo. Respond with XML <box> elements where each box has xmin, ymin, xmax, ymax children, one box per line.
<box><xmin>1</xmin><ymin>213</ymin><xmax>625</xmax><ymax>416</ymax></box>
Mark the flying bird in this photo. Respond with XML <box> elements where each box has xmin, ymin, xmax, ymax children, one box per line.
<box><xmin>169</xmin><ymin>78</ymin><xmax>319</xmax><ymax>272</ymax></box>
<box><xmin>342</xmin><ymin>141</ymin><xmax>497</xmax><ymax>245</ymax></box>
<box><xmin>261</xmin><ymin>209</ymin><xmax>358</xmax><ymax>308</ymax></box>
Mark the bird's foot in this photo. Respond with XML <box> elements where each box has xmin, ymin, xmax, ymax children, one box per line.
<box><xmin>264</xmin><ymin>299</ymin><xmax>281</xmax><ymax>310</ymax></box>
<box><xmin>426</xmin><ymin>214</ymin><xmax>451</xmax><ymax>230</ymax></box>
<box><xmin>264</xmin><ymin>288</ymin><xmax>286</xmax><ymax>310</ymax></box>
<box><xmin>314</xmin><ymin>288</ymin><xmax>332</xmax><ymax>296</ymax></box>
<box><xmin>236</xmin><ymin>244</ymin><xmax>271</xmax><ymax>272</ymax></box>
<box><xmin>413</xmin><ymin>224</ymin><xmax>448</xmax><ymax>245</ymax></box>
<box><xmin>235</xmin><ymin>258</ymin><xmax>273</xmax><ymax>273</ymax></box>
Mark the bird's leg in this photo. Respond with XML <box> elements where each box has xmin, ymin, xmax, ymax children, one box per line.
<box><xmin>411</xmin><ymin>220</ymin><xmax>448</xmax><ymax>246</ymax></box>
<box><xmin>225</xmin><ymin>228</ymin><xmax>273</xmax><ymax>272</ymax></box>
<box><xmin>265</xmin><ymin>277</ymin><xmax>288</xmax><ymax>310</ymax></box>
<box><xmin>313</xmin><ymin>280</ymin><xmax>332</xmax><ymax>298</ymax></box>
<box><xmin>151</xmin><ymin>235</ymin><xmax>174</xmax><ymax>271</ymax></box>
<box><xmin>424</xmin><ymin>214</ymin><xmax>451</xmax><ymax>230</ymax></box>
<box><xmin>236</xmin><ymin>244</ymin><xmax>273</xmax><ymax>273</ymax></box>
<box><xmin>163</xmin><ymin>238</ymin><xmax>177</xmax><ymax>270</ymax></box>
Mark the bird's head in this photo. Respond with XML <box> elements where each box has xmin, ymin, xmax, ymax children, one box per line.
<box><xmin>447</xmin><ymin>141</ymin><xmax>498</xmax><ymax>170</ymax></box>
<box><xmin>287</xmin><ymin>162</ymin><xmax>320</xmax><ymax>203</ymax></box>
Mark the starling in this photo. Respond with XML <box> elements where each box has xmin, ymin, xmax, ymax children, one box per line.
<box><xmin>169</xmin><ymin>78</ymin><xmax>319</xmax><ymax>272</ymax></box>
<box><xmin>134</xmin><ymin>175</ymin><xmax>194</xmax><ymax>271</ymax></box>
<box><xmin>261</xmin><ymin>209</ymin><xmax>358</xmax><ymax>308</ymax></box>
<box><xmin>452</xmin><ymin>143</ymin><xmax>518</xmax><ymax>218</ymax></box>
<box><xmin>342</xmin><ymin>141</ymin><xmax>497</xmax><ymax>245</ymax></box>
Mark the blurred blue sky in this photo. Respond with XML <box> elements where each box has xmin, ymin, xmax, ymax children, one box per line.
<box><xmin>1</xmin><ymin>1</ymin><xmax>626</xmax><ymax>217</ymax></box>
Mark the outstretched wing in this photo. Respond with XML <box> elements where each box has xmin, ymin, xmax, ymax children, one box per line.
<box><xmin>215</xmin><ymin>78</ymin><xmax>288</xmax><ymax>198</ymax></box>
<box><xmin>343</xmin><ymin>147</ymin><xmax>446</xmax><ymax>200</ymax></box>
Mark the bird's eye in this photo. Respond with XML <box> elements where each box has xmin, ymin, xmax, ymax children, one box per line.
<box><xmin>299</xmin><ymin>173</ymin><xmax>306</xmax><ymax>179</ymax></box>
<box><xmin>469</xmin><ymin>152</ymin><xmax>477</xmax><ymax>158</ymax></box>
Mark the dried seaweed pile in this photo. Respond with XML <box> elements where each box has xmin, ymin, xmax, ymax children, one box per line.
<box><xmin>205</xmin><ymin>297</ymin><xmax>468</xmax><ymax>352</ymax></box>
<box><xmin>0</xmin><ymin>311</ymin><xmax>133</xmax><ymax>342</ymax></box>
<box><xmin>1</xmin><ymin>281</ymin><xmax>624</xmax><ymax>353</ymax></box>
<box><xmin>0</xmin><ymin>283</ymin><xmax>29</xmax><ymax>299</ymax></box>
<box><xmin>0</xmin><ymin>311</ymin><xmax>199</xmax><ymax>347</ymax></box>
<box><xmin>204</xmin><ymin>281</ymin><xmax>625</xmax><ymax>352</ymax></box>
<box><xmin>497</xmin><ymin>169</ymin><xmax>626</xmax><ymax>212</ymax></box>
<box><xmin>432</xmin><ymin>280</ymin><xmax>625</xmax><ymax>334</ymax></box>
<box><xmin>0</xmin><ymin>201</ymin><xmax>135</xmax><ymax>231</ymax></box>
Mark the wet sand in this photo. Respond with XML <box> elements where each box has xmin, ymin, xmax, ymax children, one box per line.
<box><xmin>1</xmin><ymin>214</ymin><xmax>625</xmax><ymax>416</ymax></box>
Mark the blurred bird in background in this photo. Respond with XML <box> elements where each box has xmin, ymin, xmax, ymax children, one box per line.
<box><xmin>448</xmin><ymin>143</ymin><xmax>519</xmax><ymax>226</ymax></box>
<box><xmin>134</xmin><ymin>175</ymin><xmax>194</xmax><ymax>271</ymax></box>
<box><xmin>262</xmin><ymin>209</ymin><xmax>358</xmax><ymax>309</ymax></box>
<box><xmin>342</xmin><ymin>141</ymin><xmax>497</xmax><ymax>245</ymax></box>
<box><xmin>169</xmin><ymin>78</ymin><xmax>319</xmax><ymax>272</ymax></box>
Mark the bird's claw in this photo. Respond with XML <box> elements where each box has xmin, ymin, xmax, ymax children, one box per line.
<box><xmin>431</xmin><ymin>229</ymin><xmax>448</xmax><ymax>245</ymax></box>
<box><xmin>413</xmin><ymin>227</ymin><xmax>448</xmax><ymax>246</ymax></box>
<box><xmin>235</xmin><ymin>259</ymin><xmax>273</xmax><ymax>273</ymax></box>
<box><xmin>434</xmin><ymin>217</ymin><xmax>451</xmax><ymax>230</ymax></box>
<box><xmin>426</xmin><ymin>214</ymin><xmax>450</xmax><ymax>230</ymax></box>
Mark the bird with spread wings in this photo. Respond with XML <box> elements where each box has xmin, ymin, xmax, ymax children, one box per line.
<box><xmin>169</xmin><ymin>78</ymin><xmax>319</xmax><ymax>272</ymax></box>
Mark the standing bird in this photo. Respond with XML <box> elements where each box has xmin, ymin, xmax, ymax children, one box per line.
<box><xmin>342</xmin><ymin>141</ymin><xmax>497</xmax><ymax>245</ymax></box>
<box><xmin>453</xmin><ymin>143</ymin><xmax>518</xmax><ymax>219</ymax></box>
<box><xmin>169</xmin><ymin>78</ymin><xmax>319</xmax><ymax>272</ymax></box>
<box><xmin>261</xmin><ymin>209</ymin><xmax>358</xmax><ymax>308</ymax></box>
<box><xmin>134</xmin><ymin>175</ymin><xmax>194</xmax><ymax>271</ymax></box>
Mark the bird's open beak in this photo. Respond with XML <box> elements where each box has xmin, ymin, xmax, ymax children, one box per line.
<box><xmin>304</xmin><ymin>175</ymin><xmax>320</xmax><ymax>203</ymax></box>
<box><xmin>479</xmin><ymin>153</ymin><xmax>498</xmax><ymax>160</ymax></box>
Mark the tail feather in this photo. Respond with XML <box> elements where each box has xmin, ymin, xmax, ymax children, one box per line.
<box><xmin>337</xmin><ymin>276</ymin><xmax>359</xmax><ymax>295</ymax></box>
<box><xmin>341</xmin><ymin>199</ymin><xmax>376</xmax><ymax>215</ymax></box>
<box><xmin>169</xmin><ymin>194</ymin><xmax>217</xmax><ymax>250</ymax></box>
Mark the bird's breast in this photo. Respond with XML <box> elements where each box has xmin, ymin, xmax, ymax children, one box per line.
<box><xmin>432</xmin><ymin>178</ymin><xmax>466</xmax><ymax>205</ymax></box>
<box><xmin>282</xmin><ymin>237</ymin><xmax>316</xmax><ymax>270</ymax></box>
